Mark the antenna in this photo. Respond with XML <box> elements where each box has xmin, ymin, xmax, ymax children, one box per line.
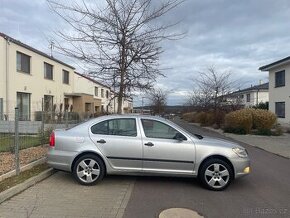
<box><xmin>49</xmin><ymin>40</ymin><xmax>55</xmax><ymax>57</ymax></box>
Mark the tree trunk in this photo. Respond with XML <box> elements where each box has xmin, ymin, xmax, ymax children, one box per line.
<box><xmin>117</xmin><ymin>36</ymin><xmax>126</xmax><ymax>114</ymax></box>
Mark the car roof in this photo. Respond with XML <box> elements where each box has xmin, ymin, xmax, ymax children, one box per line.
<box><xmin>98</xmin><ymin>114</ymin><xmax>167</xmax><ymax>121</ymax></box>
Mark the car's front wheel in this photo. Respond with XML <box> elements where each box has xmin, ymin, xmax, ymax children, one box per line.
<box><xmin>73</xmin><ymin>154</ymin><xmax>105</xmax><ymax>185</ymax></box>
<box><xmin>199</xmin><ymin>158</ymin><xmax>233</xmax><ymax>191</ymax></box>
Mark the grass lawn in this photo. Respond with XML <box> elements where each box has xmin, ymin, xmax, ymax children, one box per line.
<box><xmin>0</xmin><ymin>134</ymin><xmax>46</xmax><ymax>152</ymax></box>
<box><xmin>0</xmin><ymin>164</ymin><xmax>49</xmax><ymax>193</ymax></box>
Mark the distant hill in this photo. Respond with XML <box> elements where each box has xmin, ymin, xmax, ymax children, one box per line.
<box><xmin>133</xmin><ymin>105</ymin><xmax>192</xmax><ymax>114</ymax></box>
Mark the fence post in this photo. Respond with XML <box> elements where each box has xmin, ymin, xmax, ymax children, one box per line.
<box><xmin>65</xmin><ymin>111</ymin><xmax>68</xmax><ymax>128</ymax></box>
<box><xmin>14</xmin><ymin>107</ymin><xmax>20</xmax><ymax>176</ymax></box>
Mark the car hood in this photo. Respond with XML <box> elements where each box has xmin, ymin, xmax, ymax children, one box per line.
<box><xmin>196</xmin><ymin>136</ymin><xmax>243</xmax><ymax>149</ymax></box>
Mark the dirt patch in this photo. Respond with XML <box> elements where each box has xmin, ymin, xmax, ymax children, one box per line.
<box><xmin>0</xmin><ymin>145</ymin><xmax>49</xmax><ymax>175</ymax></box>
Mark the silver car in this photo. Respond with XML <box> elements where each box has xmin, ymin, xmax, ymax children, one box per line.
<box><xmin>47</xmin><ymin>115</ymin><xmax>250</xmax><ymax>191</ymax></box>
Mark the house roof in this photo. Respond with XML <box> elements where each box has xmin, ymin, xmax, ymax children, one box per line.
<box><xmin>230</xmin><ymin>82</ymin><xmax>269</xmax><ymax>95</ymax></box>
<box><xmin>74</xmin><ymin>71</ymin><xmax>111</xmax><ymax>90</ymax></box>
<box><xmin>0</xmin><ymin>32</ymin><xmax>75</xmax><ymax>69</ymax></box>
<box><xmin>259</xmin><ymin>56</ymin><xmax>290</xmax><ymax>71</ymax></box>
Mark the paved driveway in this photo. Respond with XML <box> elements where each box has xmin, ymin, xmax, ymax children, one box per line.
<box><xmin>0</xmin><ymin>173</ymin><xmax>134</xmax><ymax>218</ymax></box>
<box><xmin>123</xmin><ymin>118</ymin><xmax>290</xmax><ymax>218</ymax></box>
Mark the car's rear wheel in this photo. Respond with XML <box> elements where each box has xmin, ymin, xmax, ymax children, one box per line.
<box><xmin>73</xmin><ymin>154</ymin><xmax>105</xmax><ymax>185</ymax></box>
<box><xmin>199</xmin><ymin>158</ymin><xmax>233</xmax><ymax>191</ymax></box>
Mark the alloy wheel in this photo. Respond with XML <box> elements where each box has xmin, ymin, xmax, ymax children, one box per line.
<box><xmin>204</xmin><ymin>163</ymin><xmax>230</xmax><ymax>189</ymax></box>
<box><xmin>76</xmin><ymin>158</ymin><xmax>100</xmax><ymax>183</ymax></box>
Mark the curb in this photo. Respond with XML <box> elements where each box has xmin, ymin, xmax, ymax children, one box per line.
<box><xmin>0</xmin><ymin>168</ymin><xmax>55</xmax><ymax>204</ymax></box>
<box><xmin>116</xmin><ymin>180</ymin><xmax>135</xmax><ymax>218</ymax></box>
<box><xmin>0</xmin><ymin>157</ymin><xmax>47</xmax><ymax>182</ymax></box>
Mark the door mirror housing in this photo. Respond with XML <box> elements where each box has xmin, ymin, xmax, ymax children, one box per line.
<box><xmin>174</xmin><ymin>132</ymin><xmax>186</xmax><ymax>141</ymax></box>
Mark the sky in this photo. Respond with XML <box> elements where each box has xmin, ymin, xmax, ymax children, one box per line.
<box><xmin>1</xmin><ymin>0</ymin><xmax>290</xmax><ymax>106</ymax></box>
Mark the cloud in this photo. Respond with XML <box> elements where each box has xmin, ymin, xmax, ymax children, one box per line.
<box><xmin>1</xmin><ymin>0</ymin><xmax>290</xmax><ymax>106</ymax></box>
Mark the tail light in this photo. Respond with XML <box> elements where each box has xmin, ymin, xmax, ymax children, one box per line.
<box><xmin>49</xmin><ymin>132</ymin><xmax>55</xmax><ymax>147</ymax></box>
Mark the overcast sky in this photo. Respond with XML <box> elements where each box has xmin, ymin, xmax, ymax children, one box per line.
<box><xmin>1</xmin><ymin>0</ymin><xmax>290</xmax><ymax>106</ymax></box>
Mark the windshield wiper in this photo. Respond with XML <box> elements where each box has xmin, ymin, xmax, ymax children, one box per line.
<box><xmin>194</xmin><ymin>134</ymin><xmax>203</xmax><ymax>139</ymax></box>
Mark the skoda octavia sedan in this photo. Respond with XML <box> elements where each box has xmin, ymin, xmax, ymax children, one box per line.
<box><xmin>47</xmin><ymin>115</ymin><xmax>250</xmax><ymax>191</ymax></box>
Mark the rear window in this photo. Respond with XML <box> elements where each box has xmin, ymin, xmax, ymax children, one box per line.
<box><xmin>91</xmin><ymin>118</ymin><xmax>137</xmax><ymax>137</ymax></box>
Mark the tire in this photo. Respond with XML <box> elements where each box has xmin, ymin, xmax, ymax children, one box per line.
<box><xmin>73</xmin><ymin>154</ymin><xmax>105</xmax><ymax>185</ymax></box>
<box><xmin>199</xmin><ymin>158</ymin><xmax>233</xmax><ymax>191</ymax></box>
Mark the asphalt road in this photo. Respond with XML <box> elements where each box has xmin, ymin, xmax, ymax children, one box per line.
<box><xmin>123</xmin><ymin>118</ymin><xmax>290</xmax><ymax>218</ymax></box>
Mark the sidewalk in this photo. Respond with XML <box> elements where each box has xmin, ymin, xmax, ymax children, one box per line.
<box><xmin>0</xmin><ymin>172</ymin><xmax>135</xmax><ymax>218</ymax></box>
<box><xmin>202</xmin><ymin>125</ymin><xmax>290</xmax><ymax>159</ymax></box>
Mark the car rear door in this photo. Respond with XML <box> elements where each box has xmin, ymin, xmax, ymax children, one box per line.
<box><xmin>139</xmin><ymin>118</ymin><xmax>195</xmax><ymax>174</ymax></box>
<box><xmin>89</xmin><ymin>118</ymin><xmax>142</xmax><ymax>171</ymax></box>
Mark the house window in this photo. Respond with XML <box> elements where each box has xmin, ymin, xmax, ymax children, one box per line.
<box><xmin>62</xmin><ymin>70</ymin><xmax>69</xmax><ymax>84</ymax></box>
<box><xmin>44</xmin><ymin>62</ymin><xmax>53</xmax><ymax>80</ymax></box>
<box><xmin>0</xmin><ymin>98</ymin><xmax>3</xmax><ymax>120</ymax></box>
<box><xmin>106</xmin><ymin>90</ymin><xmax>109</xmax><ymax>99</ymax></box>
<box><xmin>44</xmin><ymin>95</ymin><xmax>54</xmax><ymax>112</ymax></box>
<box><xmin>101</xmin><ymin>89</ymin><xmax>104</xmax><ymax>98</ymax></box>
<box><xmin>240</xmin><ymin>95</ymin><xmax>244</xmax><ymax>99</ymax></box>
<box><xmin>85</xmin><ymin>103</ymin><xmax>92</xmax><ymax>112</ymax></box>
<box><xmin>16</xmin><ymin>51</ymin><xmax>30</xmax><ymax>74</ymax></box>
<box><xmin>275</xmin><ymin>102</ymin><xmax>285</xmax><ymax>118</ymax></box>
<box><xmin>64</xmin><ymin>98</ymin><xmax>69</xmax><ymax>111</ymax></box>
<box><xmin>246</xmin><ymin>94</ymin><xmax>250</xmax><ymax>102</ymax></box>
<box><xmin>95</xmin><ymin>87</ymin><xmax>98</xmax><ymax>96</ymax></box>
<box><xmin>275</xmin><ymin>70</ymin><xmax>285</xmax><ymax>87</ymax></box>
<box><xmin>17</xmin><ymin>92</ymin><xmax>31</xmax><ymax>121</ymax></box>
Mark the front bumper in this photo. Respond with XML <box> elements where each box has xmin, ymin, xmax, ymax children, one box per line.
<box><xmin>230</xmin><ymin>156</ymin><xmax>251</xmax><ymax>179</ymax></box>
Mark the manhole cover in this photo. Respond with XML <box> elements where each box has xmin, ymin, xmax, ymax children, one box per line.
<box><xmin>159</xmin><ymin>208</ymin><xmax>204</xmax><ymax>218</ymax></box>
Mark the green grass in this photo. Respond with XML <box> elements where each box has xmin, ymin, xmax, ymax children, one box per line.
<box><xmin>0</xmin><ymin>134</ymin><xmax>46</xmax><ymax>152</ymax></box>
<box><xmin>0</xmin><ymin>164</ymin><xmax>49</xmax><ymax>193</ymax></box>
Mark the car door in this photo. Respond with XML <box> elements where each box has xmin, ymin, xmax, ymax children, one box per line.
<box><xmin>140</xmin><ymin>118</ymin><xmax>195</xmax><ymax>174</ymax></box>
<box><xmin>89</xmin><ymin>118</ymin><xmax>142</xmax><ymax>171</ymax></box>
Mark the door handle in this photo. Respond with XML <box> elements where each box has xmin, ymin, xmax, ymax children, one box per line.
<box><xmin>97</xmin><ymin>139</ymin><xmax>106</xmax><ymax>144</ymax></box>
<box><xmin>144</xmin><ymin>142</ymin><xmax>154</xmax><ymax>147</ymax></box>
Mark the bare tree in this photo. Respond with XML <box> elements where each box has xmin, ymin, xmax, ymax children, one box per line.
<box><xmin>147</xmin><ymin>88</ymin><xmax>168</xmax><ymax>114</ymax></box>
<box><xmin>188</xmin><ymin>67</ymin><xmax>237</xmax><ymax>111</ymax></box>
<box><xmin>47</xmin><ymin>0</ymin><xmax>184</xmax><ymax>114</ymax></box>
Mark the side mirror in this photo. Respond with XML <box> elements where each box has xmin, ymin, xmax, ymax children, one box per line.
<box><xmin>174</xmin><ymin>132</ymin><xmax>186</xmax><ymax>141</ymax></box>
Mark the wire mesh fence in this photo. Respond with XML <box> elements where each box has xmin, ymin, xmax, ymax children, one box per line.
<box><xmin>0</xmin><ymin>108</ymin><xmax>92</xmax><ymax>176</ymax></box>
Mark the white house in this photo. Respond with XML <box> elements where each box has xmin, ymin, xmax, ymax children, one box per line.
<box><xmin>0</xmin><ymin>32</ymin><xmax>75</xmax><ymax>120</ymax></box>
<box><xmin>0</xmin><ymin>32</ymin><xmax>133</xmax><ymax>120</ymax></box>
<box><xmin>224</xmin><ymin>83</ymin><xmax>269</xmax><ymax>108</ymax></box>
<box><xmin>260</xmin><ymin>56</ymin><xmax>290</xmax><ymax>124</ymax></box>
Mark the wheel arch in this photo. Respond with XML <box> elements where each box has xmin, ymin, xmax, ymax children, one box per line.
<box><xmin>71</xmin><ymin>151</ymin><xmax>107</xmax><ymax>175</ymax></box>
<box><xmin>198</xmin><ymin>155</ymin><xmax>235</xmax><ymax>178</ymax></box>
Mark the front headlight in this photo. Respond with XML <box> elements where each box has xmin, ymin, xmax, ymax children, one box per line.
<box><xmin>232</xmin><ymin>147</ymin><xmax>248</xmax><ymax>158</ymax></box>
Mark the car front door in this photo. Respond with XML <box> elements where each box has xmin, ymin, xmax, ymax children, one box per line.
<box><xmin>140</xmin><ymin>118</ymin><xmax>195</xmax><ymax>174</ymax></box>
<box><xmin>89</xmin><ymin>118</ymin><xmax>142</xmax><ymax>171</ymax></box>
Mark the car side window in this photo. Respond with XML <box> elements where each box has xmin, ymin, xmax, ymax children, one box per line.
<box><xmin>91</xmin><ymin>118</ymin><xmax>137</xmax><ymax>137</ymax></box>
<box><xmin>141</xmin><ymin>119</ymin><xmax>182</xmax><ymax>139</ymax></box>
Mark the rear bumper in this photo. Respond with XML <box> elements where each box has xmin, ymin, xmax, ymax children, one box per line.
<box><xmin>230</xmin><ymin>157</ymin><xmax>251</xmax><ymax>179</ymax></box>
<box><xmin>47</xmin><ymin>148</ymin><xmax>77</xmax><ymax>172</ymax></box>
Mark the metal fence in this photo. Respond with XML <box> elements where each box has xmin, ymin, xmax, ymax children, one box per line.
<box><xmin>0</xmin><ymin>108</ymin><xmax>91</xmax><ymax>176</ymax></box>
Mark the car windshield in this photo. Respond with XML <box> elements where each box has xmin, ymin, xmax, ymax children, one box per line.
<box><xmin>165</xmin><ymin>119</ymin><xmax>203</xmax><ymax>139</ymax></box>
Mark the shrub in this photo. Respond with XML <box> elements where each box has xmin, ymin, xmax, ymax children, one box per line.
<box><xmin>251</xmin><ymin>102</ymin><xmax>269</xmax><ymax>110</ymax></box>
<box><xmin>272</xmin><ymin>124</ymin><xmax>283</xmax><ymax>136</ymax></box>
<box><xmin>38</xmin><ymin>126</ymin><xmax>54</xmax><ymax>144</ymax></box>
<box><xmin>195</xmin><ymin>112</ymin><xmax>207</xmax><ymax>125</ymax></box>
<box><xmin>194</xmin><ymin>112</ymin><xmax>215</xmax><ymax>126</ymax></box>
<box><xmin>182</xmin><ymin>112</ymin><xmax>196</xmax><ymax>122</ymax></box>
<box><xmin>251</xmin><ymin>109</ymin><xmax>276</xmax><ymax>130</ymax></box>
<box><xmin>214</xmin><ymin>110</ymin><xmax>226</xmax><ymax>127</ymax></box>
<box><xmin>224</xmin><ymin>109</ymin><xmax>253</xmax><ymax>134</ymax></box>
<box><xmin>255</xmin><ymin>128</ymin><xmax>272</xmax><ymax>136</ymax></box>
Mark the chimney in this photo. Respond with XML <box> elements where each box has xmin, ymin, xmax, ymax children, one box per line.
<box><xmin>259</xmin><ymin>79</ymin><xmax>263</xmax><ymax>85</ymax></box>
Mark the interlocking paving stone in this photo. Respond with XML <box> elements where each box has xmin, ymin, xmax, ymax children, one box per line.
<box><xmin>0</xmin><ymin>172</ymin><xmax>135</xmax><ymax>218</ymax></box>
